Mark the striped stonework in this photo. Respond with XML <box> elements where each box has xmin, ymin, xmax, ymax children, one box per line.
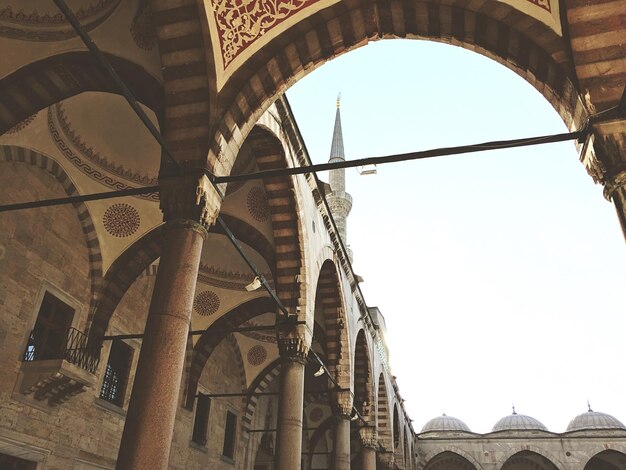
<box><xmin>213</xmin><ymin>0</ymin><xmax>587</xmax><ymax>175</ymax></box>
<box><xmin>185</xmin><ymin>297</ymin><xmax>278</xmax><ymax>408</ymax></box>
<box><xmin>0</xmin><ymin>146</ymin><xmax>103</xmax><ymax>330</ymax></box>
<box><xmin>315</xmin><ymin>259</ymin><xmax>350</xmax><ymax>389</ymax></box>
<box><xmin>354</xmin><ymin>329</ymin><xmax>374</xmax><ymax>421</ymax></box>
<box><xmin>0</xmin><ymin>52</ymin><xmax>163</xmax><ymax>135</ymax></box>
<box><xmin>87</xmin><ymin>226</ymin><xmax>164</xmax><ymax>339</ymax></box>
<box><xmin>378</xmin><ymin>373</ymin><xmax>393</xmax><ymax>451</ymax></box>
<box><xmin>148</xmin><ymin>0</ymin><xmax>213</xmax><ymax>167</ymax></box>
<box><xmin>246</xmin><ymin>126</ymin><xmax>306</xmax><ymax>314</ymax></box>
<box><xmin>241</xmin><ymin>358</ymin><xmax>282</xmax><ymax>434</ymax></box>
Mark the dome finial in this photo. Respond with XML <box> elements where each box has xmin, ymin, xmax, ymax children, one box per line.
<box><xmin>587</xmin><ymin>400</ymin><xmax>593</xmax><ymax>412</ymax></box>
<box><xmin>336</xmin><ymin>93</ymin><xmax>341</xmax><ymax>108</ymax></box>
<box><xmin>512</xmin><ymin>404</ymin><xmax>517</xmax><ymax>415</ymax></box>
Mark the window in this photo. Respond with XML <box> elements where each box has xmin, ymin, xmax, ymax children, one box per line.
<box><xmin>192</xmin><ymin>393</ymin><xmax>211</xmax><ymax>446</ymax></box>
<box><xmin>26</xmin><ymin>292</ymin><xmax>75</xmax><ymax>361</ymax></box>
<box><xmin>99</xmin><ymin>340</ymin><xmax>133</xmax><ymax>407</ymax></box>
<box><xmin>0</xmin><ymin>453</ymin><xmax>37</xmax><ymax>470</ymax></box>
<box><xmin>222</xmin><ymin>410</ymin><xmax>237</xmax><ymax>459</ymax></box>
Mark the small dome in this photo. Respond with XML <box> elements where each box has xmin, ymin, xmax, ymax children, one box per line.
<box><xmin>567</xmin><ymin>410</ymin><xmax>626</xmax><ymax>432</ymax></box>
<box><xmin>421</xmin><ymin>414</ymin><xmax>471</xmax><ymax>433</ymax></box>
<box><xmin>492</xmin><ymin>412</ymin><xmax>548</xmax><ymax>432</ymax></box>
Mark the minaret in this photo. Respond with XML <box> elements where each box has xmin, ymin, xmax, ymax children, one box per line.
<box><xmin>326</xmin><ymin>95</ymin><xmax>353</xmax><ymax>259</ymax></box>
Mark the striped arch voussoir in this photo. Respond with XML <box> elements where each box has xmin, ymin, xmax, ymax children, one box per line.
<box><xmin>0</xmin><ymin>146</ymin><xmax>103</xmax><ymax>324</ymax></box>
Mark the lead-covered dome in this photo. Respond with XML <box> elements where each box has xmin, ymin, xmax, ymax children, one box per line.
<box><xmin>567</xmin><ymin>409</ymin><xmax>626</xmax><ymax>432</ymax></box>
<box><xmin>492</xmin><ymin>411</ymin><xmax>548</xmax><ymax>432</ymax></box>
<box><xmin>421</xmin><ymin>414</ymin><xmax>471</xmax><ymax>433</ymax></box>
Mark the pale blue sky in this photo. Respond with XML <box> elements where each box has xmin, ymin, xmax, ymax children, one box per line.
<box><xmin>286</xmin><ymin>39</ymin><xmax>626</xmax><ymax>434</ymax></box>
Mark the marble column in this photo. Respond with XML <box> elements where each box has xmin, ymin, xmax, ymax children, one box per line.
<box><xmin>116</xmin><ymin>174</ymin><xmax>221</xmax><ymax>470</ymax></box>
<box><xmin>332</xmin><ymin>389</ymin><xmax>353</xmax><ymax>470</ymax></box>
<box><xmin>275</xmin><ymin>335</ymin><xmax>309</xmax><ymax>470</ymax></box>
<box><xmin>359</xmin><ymin>426</ymin><xmax>378</xmax><ymax>470</ymax></box>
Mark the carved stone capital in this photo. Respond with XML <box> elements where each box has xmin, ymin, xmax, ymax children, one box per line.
<box><xmin>603</xmin><ymin>170</ymin><xmax>626</xmax><ymax>200</ymax></box>
<box><xmin>277</xmin><ymin>335</ymin><xmax>309</xmax><ymax>364</ymax></box>
<box><xmin>377</xmin><ymin>453</ymin><xmax>395</xmax><ymax>469</ymax></box>
<box><xmin>332</xmin><ymin>389</ymin><xmax>353</xmax><ymax>418</ymax></box>
<box><xmin>159</xmin><ymin>172</ymin><xmax>221</xmax><ymax>231</ymax></box>
<box><xmin>359</xmin><ymin>426</ymin><xmax>378</xmax><ymax>449</ymax></box>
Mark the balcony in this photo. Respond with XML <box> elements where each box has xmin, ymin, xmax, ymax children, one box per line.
<box><xmin>19</xmin><ymin>327</ymin><xmax>100</xmax><ymax>406</ymax></box>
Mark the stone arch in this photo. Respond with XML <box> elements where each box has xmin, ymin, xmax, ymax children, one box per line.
<box><xmin>307</xmin><ymin>416</ymin><xmax>335</xmax><ymax>470</ymax></box>
<box><xmin>241</xmin><ymin>358</ymin><xmax>282</xmax><ymax>434</ymax></box>
<box><xmin>314</xmin><ymin>259</ymin><xmax>350</xmax><ymax>389</ymax></box>
<box><xmin>424</xmin><ymin>451</ymin><xmax>479</xmax><ymax>470</ymax></box>
<box><xmin>393</xmin><ymin>402</ymin><xmax>400</xmax><ymax>450</ymax></box>
<box><xmin>353</xmin><ymin>328</ymin><xmax>374</xmax><ymax>420</ymax></box>
<box><xmin>244</xmin><ymin>125</ymin><xmax>307</xmax><ymax>314</ymax></box>
<box><xmin>0</xmin><ymin>145</ymin><xmax>103</xmax><ymax>328</ymax></box>
<box><xmin>211</xmin><ymin>0</ymin><xmax>586</xmax><ymax>175</ymax></box>
<box><xmin>86</xmin><ymin>225</ymin><xmax>164</xmax><ymax>339</ymax></box>
<box><xmin>583</xmin><ymin>449</ymin><xmax>626</xmax><ymax>470</ymax></box>
<box><xmin>500</xmin><ymin>450</ymin><xmax>561</xmax><ymax>470</ymax></box>
<box><xmin>185</xmin><ymin>296</ymin><xmax>278</xmax><ymax>408</ymax></box>
<box><xmin>0</xmin><ymin>51</ymin><xmax>163</xmax><ymax>134</ymax></box>
<box><xmin>377</xmin><ymin>373</ymin><xmax>393</xmax><ymax>451</ymax></box>
<box><xmin>420</xmin><ymin>447</ymin><xmax>484</xmax><ymax>470</ymax></box>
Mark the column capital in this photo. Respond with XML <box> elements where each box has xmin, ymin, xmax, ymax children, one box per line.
<box><xmin>582</xmin><ymin>120</ymin><xmax>626</xmax><ymax>200</ymax></box>
<box><xmin>277</xmin><ymin>335</ymin><xmax>309</xmax><ymax>364</ymax></box>
<box><xmin>359</xmin><ymin>426</ymin><xmax>378</xmax><ymax>449</ymax></box>
<box><xmin>159</xmin><ymin>172</ymin><xmax>221</xmax><ymax>232</ymax></box>
<box><xmin>332</xmin><ymin>389</ymin><xmax>354</xmax><ymax>419</ymax></box>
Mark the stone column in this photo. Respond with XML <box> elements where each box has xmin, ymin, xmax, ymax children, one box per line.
<box><xmin>378</xmin><ymin>452</ymin><xmax>395</xmax><ymax>470</ymax></box>
<box><xmin>116</xmin><ymin>174</ymin><xmax>220</xmax><ymax>470</ymax></box>
<box><xmin>359</xmin><ymin>426</ymin><xmax>377</xmax><ymax>470</ymax></box>
<box><xmin>332</xmin><ymin>389</ymin><xmax>353</xmax><ymax>470</ymax></box>
<box><xmin>275</xmin><ymin>334</ymin><xmax>309</xmax><ymax>470</ymax></box>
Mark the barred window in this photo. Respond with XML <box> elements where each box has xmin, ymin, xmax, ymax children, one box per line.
<box><xmin>222</xmin><ymin>410</ymin><xmax>237</xmax><ymax>459</ymax></box>
<box><xmin>192</xmin><ymin>393</ymin><xmax>211</xmax><ymax>446</ymax></box>
<box><xmin>99</xmin><ymin>340</ymin><xmax>133</xmax><ymax>407</ymax></box>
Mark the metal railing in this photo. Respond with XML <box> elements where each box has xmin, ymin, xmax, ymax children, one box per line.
<box><xmin>23</xmin><ymin>326</ymin><xmax>100</xmax><ymax>374</ymax></box>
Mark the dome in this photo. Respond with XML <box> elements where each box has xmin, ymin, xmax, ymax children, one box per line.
<box><xmin>566</xmin><ymin>409</ymin><xmax>626</xmax><ymax>432</ymax></box>
<box><xmin>492</xmin><ymin>412</ymin><xmax>548</xmax><ymax>432</ymax></box>
<box><xmin>421</xmin><ymin>414</ymin><xmax>471</xmax><ymax>433</ymax></box>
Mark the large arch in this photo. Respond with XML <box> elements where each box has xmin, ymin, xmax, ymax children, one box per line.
<box><xmin>424</xmin><ymin>451</ymin><xmax>479</xmax><ymax>470</ymax></box>
<box><xmin>0</xmin><ymin>51</ymin><xmax>163</xmax><ymax>134</ymax></box>
<box><xmin>583</xmin><ymin>450</ymin><xmax>626</xmax><ymax>470</ymax></box>
<box><xmin>314</xmin><ymin>259</ymin><xmax>350</xmax><ymax>389</ymax></box>
<box><xmin>500</xmin><ymin>450</ymin><xmax>560</xmax><ymax>470</ymax></box>
<box><xmin>377</xmin><ymin>373</ymin><xmax>393</xmax><ymax>451</ymax></box>
<box><xmin>209</xmin><ymin>0</ymin><xmax>585</xmax><ymax>175</ymax></box>
<box><xmin>353</xmin><ymin>329</ymin><xmax>374</xmax><ymax>420</ymax></box>
<box><xmin>185</xmin><ymin>296</ymin><xmax>277</xmax><ymax>408</ymax></box>
<box><xmin>0</xmin><ymin>145</ymin><xmax>103</xmax><ymax>329</ymax></box>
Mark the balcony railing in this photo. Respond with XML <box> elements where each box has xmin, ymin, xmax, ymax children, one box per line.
<box><xmin>23</xmin><ymin>326</ymin><xmax>100</xmax><ymax>374</ymax></box>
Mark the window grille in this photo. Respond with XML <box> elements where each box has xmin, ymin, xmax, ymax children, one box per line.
<box><xmin>99</xmin><ymin>340</ymin><xmax>133</xmax><ymax>407</ymax></box>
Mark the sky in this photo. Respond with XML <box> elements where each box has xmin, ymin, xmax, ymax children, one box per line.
<box><xmin>285</xmin><ymin>39</ymin><xmax>626</xmax><ymax>434</ymax></box>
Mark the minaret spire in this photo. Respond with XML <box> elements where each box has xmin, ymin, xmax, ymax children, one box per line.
<box><xmin>326</xmin><ymin>95</ymin><xmax>352</xmax><ymax>258</ymax></box>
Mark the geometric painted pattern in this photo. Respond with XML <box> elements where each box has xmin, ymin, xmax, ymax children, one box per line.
<box><xmin>246</xmin><ymin>186</ymin><xmax>270</xmax><ymax>222</ymax></box>
<box><xmin>193</xmin><ymin>291</ymin><xmax>221</xmax><ymax>316</ymax></box>
<box><xmin>103</xmin><ymin>203</ymin><xmax>140</xmax><ymax>237</ymax></box>
<box><xmin>247</xmin><ymin>345</ymin><xmax>267</xmax><ymax>366</ymax></box>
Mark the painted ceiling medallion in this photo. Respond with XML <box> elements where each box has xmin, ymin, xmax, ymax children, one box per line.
<box><xmin>5</xmin><ymin>114</ymin><xmax>36</xmax><ymax>134</ymax></box>
<box><xmin>247</xmin><ymin>345</ymin><xmax>268</xmax><ymax>366</ymax></box>
<box><xmin>103</xmin><ymin>203</ymin><xmax>140</xmax><ymax>237</ymax></box>
<box><xmin>246</xmin><ymin>186</ymin><xmax>270</xmax><ymax>222</ymax></box>
<box><xmin>0</xmin><ymin>0</ymin><xmax>121</xmax><ymax>41</ymax></box>
<box><xmin>193</xmin><ymin>291</ymin><xmax>221</xmax><ymax>316</ymax></box>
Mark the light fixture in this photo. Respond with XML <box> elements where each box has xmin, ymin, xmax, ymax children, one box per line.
<box><xmin>357</xmin><ymin>164</ymin><xmax>377</xmax><ymax>176</ymax></box>
<box><xmin>313</xmin><ymin>366</ymin><xmax>325</xmax><ymax>377</ymax></box>
<box><xmin>350</xmin><ymin>414</ymin><xmax>359</xmax><ymax>421</ymax></box>
<box><xmin>245</xmin><ymin>276</ymin><xmax>262</xmax><ymax>292</ymax></box>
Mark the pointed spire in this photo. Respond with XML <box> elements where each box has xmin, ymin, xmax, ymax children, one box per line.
<box><xmin>587</xmin><ymin>400</ymin><xmax>593</xmax><ymax>412</ymax></box>
<box><xmin>512</xmin><ymin>404</ymin><xmax>517</xmax><ymax>415</ymax></box>
<box><xmin>329</xmin><ymin>93</ymin><xmax>345</xmax><ymax>164</ymax></box>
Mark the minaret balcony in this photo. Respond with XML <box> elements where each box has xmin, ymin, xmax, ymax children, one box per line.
<box><xmin>19</xmin><ymin>327</ymin><xmax>100</xmax><ymax>406</ymax></box>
